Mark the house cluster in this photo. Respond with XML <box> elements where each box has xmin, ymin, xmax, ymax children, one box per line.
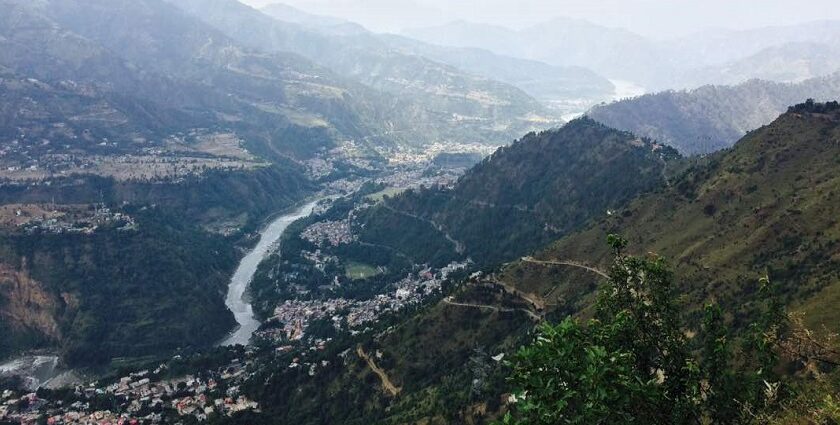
<box><xmin>0</xmin><ymin>359</ymin><xmax>258</xmax><ymax>424</ymax></box>
<box><xmin>0</xmin><ymin>137</ymin><xmax>50</xmax><ymax>172</ymax></box>
<box><xmin>1</xmin><ymin>390</ymin><xmax>141</xmax><ymax>425</ymax></box>
<box><xmin>323</xmin><ymin>177</ymin><xmax>366</xmax><ymax>195</ymax></box>
<box><xmin>300</xmin><ymin>250</ymin><xmax>341</xmax><ymax>273</ymax></box>
<box><xmin>267</xmin><ymin>298</ymin><xmax>356</xmax><ymax>341</ymax></box>
<box><xmin>262</xmin><ymin>261</ymin><xmax>470</xmax><ymax>344</ymax></box>
<box><xmin>302</xmin><ymin>158</ymin><xmax>333</xmax><ymax>180</ymax></box>
<box><xmin>383</xmin><ymin>141</ymin><xmax>493</xmax><ymax>166</ymax></box>
<box><xmin>372</xmin><ymin>164</ymin><xmax>462</xmax><ymax>194</ymax></box>
<box><xmin>22</xmin><ymin>206</ymin><xmax>136</xmax><ymax>235</ymax></box>
<box><xmin>300</xmin><ymin>219</ymin><xmax>356</xmax><ymax>247</ymax></box>
<box><xmin>333</xmin><ymin>141</ymin><xmax>379</xmax><ymax>171</ymax></box>
<box><xmin>0</xmin><ymin>149</ymin><xmax>260</xmax><ymax>184</ymax></box>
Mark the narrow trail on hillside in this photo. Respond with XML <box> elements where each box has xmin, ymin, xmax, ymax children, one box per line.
<box><xmin>520</xmin><ymin>256</ymin><xmax>610</xmax><ymax>279</ymax></box>
<box><xmin>380</xmin><ymin>204</ymin><xmax>466</xmax><ymax>254</ymax></box>
<box><xmin>443</xmin><ymin>297</ymin><xmax>541</xmax><ymax>321</ymax></box>
<box><xmin>449</xmin><ymin>195</ymin><xmax>535</xmax><ymax>213</ymax></box>
<box><xmin>357</xmin><ymin>346</ymin><xmax>401</xmax><ymax>397</ymax></box>
<box><xmin>485</xmin><ymin>276</ymin><xmax>548</xmax><ymax>311</ymax></box>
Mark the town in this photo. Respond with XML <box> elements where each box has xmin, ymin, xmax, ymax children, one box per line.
<box><xmin>1</xmin><ymin>357</ymin><xmax>258</xmax><ymax>424</ymax></box>
<box><xmin>0</xmin><ymin>204</ymin><xmax>137</xmax><ymax>235</ymax></box>
<box><xmin>0</xmin><ymin>129</ymin><xmax>266</xmax><ymax>184</ymax></box>
<box><xmin>260</xmin><ymin>261</ymin><xmax>470</xmax><ymax>345</ymax></box>
<box><xmin>0</xmin><ymin>257</ymin><xmax>470</xmax><ymax>425</ymax></box>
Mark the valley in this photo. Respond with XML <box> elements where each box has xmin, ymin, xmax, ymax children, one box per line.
<box><xmin>5</xmin><ymin>104</ymin><xmax>840</xmax><ymax>423</ymax></box>
<box><xmin>1</xmin><ymin>0</ymin><xmax>840</xmax><ymax>424</ymax></box>
<box><xmin>220</xmin><ymin>199</ymin><xmax>323</xmax><ymax>347</ymax></box>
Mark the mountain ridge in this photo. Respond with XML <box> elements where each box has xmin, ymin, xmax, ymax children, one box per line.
<box><xmin>588</xmin><ymin>72</ymin><xmax>840</xmax><ymax>155</ymax></box>
<box><xmin>354</xmin><ymin>117</ymin><xmax>679</xmax><ymax>266</ymax></box>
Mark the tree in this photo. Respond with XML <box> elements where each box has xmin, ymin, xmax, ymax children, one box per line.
<box><xmin>501</xmin><ymin>236</ymin><xmax>787</xmax><ymax>424</ymax></box>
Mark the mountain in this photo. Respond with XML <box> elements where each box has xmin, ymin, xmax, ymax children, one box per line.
<box><xmin>664</xmin><ymin>21</ymin><xmax>840</xmax><ymax>71</ymax></box>
<box><xmin>682</xmin><ymin>42</ymin><xmax>840</xmax><ymax>87</ymax></box>
<box><xmin>354</xmin><ymin>118</ymin><xmax>679</xmax><ymax>266</ymax></box>
<box><xmin>0</xmin><ymin>0</ymin><xmax>564</xmax><ymax>367</ymax></box>
<box><xmin>405</xmin><ymin>19</ymin><xmax>840</xmax><ymax>91</ymax></box>
<box><xmin>260</xmin><ymin>3</ymin><xmax>366</xmax><ymax>36</ymax></box>
<box><xmin>165</xmin><ymin>0</ymin><xmax>563</xmax><ymax>147</ymax></box>
<box><xmin>261</xmin><ymin>3</ymin><xmax>353</xmax><ymax>28</ymax></box>
<box><xmin>644</xmin><ymin>20</ymin><xmax>840</xmax><ymax>89</ymax></box>
<box><xmin>1</xmin><ymin>0</ymin><xmax>564</xmax><ymax>166</ymax></box>
<box><xmin>404</xmin><ymin>19</ymin><xmax>659</xmax><ymax>85</ymax></box>
<box><xmin>378</xmin><ymin>35</ymin><xmax>615</xmax><ymax>110</ymax></box>
<box><xmin>0</xmin><ymin>165</ymin><xmax>313</xmax><ymax>365</ymax></box>
<box><xmin>0</xmin><ymin>0</ymin><xmax>392</xmax><ymax>163</ymax></box>
<box><xmin>588</xmin><ymin>72</ymin><xmax>840</xmax><ymax>155</ymax></box>
<box><xmin>0</xmin><ymin>0</ymin><xmax>339</xmax><ymax>364</ymax></box>
<box><xmin>236</xmin><ymin>102</ymin><xmax>840</xmax><ymax>424</ymax></box>
<box><xmin>505</xmin><ymin>101</ymin><xmax>840</xmax><ymax>334</ymax></box>
<box><xmin>260</xmin><ymin>3</ymin><xmax>615</xmax><ymax>109</ymax></box>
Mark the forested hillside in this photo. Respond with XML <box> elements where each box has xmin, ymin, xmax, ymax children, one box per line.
<box><xmin>0</xmin><ymin>167</ymin><xmax>314</xmax><ymax>364</ymax></box>
<box><xmin>355</xmin><ymin>118</ymin><xmax>679</xmax><ymax>266</ymax></box>
<box><xmin>0</xmin><ymin>0</ymin><xmax>561</xmax><ymax>166</ymax></box>
<box><xmin>0</xmin><ymin>0</ymin><xmax>379</xmax><ymax>161</ymax></box>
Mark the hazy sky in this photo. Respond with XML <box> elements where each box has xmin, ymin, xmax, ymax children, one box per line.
<box><xmin>240</xmin><ymin>0</ymin><xmax>840</xmax><ymax>39</ymax></box>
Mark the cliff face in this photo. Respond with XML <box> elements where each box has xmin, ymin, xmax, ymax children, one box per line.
<box><xmin>0</xmin><ymin>259</ymin><xmax>65</xmax><ymax>353</ymax></box>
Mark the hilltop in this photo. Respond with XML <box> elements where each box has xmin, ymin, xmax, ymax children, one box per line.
<box><xmin>353</xmin><ymin>118</ymin><xmax>679</xmax><ymax>266</ymax></box>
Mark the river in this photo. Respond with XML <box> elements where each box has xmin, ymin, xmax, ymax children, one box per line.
<box><xmin>560</xmin><ymin>79</ymin><xmax>647</xmax><ymax>122</ymax></box>
<box><xmin>0</xmin><ymin>199</ymin><xmax>320</xmax><ymax>387</ymax></box>
<box><xmin>219</xmin><ymin>199</ymin><xmax>321</xmax><ymax>347</ymax></box>
<box><xmin>609</xmin><ymin>79</ymin><xmax>646</xmax><ymax>101</ymax></box>
<box><xmin>0</xmin><ymin>355</ymin><xmax>62</xmax><ymax>390</ymax></box>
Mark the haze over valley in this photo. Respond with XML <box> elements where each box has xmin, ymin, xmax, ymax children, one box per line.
<box><xmin>1</xmin><ymin>1</ymin><xmax>840</xmax><ymax>424</ymax></box>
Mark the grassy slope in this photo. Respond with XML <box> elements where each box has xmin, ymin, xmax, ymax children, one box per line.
<box><xmin>504</xmin><ymin>109</ymin><xmax>840</xmax><ymax>333</ymax></box>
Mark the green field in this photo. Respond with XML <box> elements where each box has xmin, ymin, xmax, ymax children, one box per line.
<box><xmin>366</xmin><ymin>187</ymin><xmax>406</xmax><ymax>202</ymax></box>
<box><xmin>344</xmin><ymin>261</ymin><xmax>382</xmax><ymax>280</ymax></box>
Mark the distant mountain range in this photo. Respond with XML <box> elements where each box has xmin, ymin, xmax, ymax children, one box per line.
<box><xmin>588</xmin><ymin>72</ymin><xmax>840</xmax><ymax>155</ymax></box>
<box><xmin>682</xmin><ymin>42</ymin><xmax>840</xmax><ymax>87</ymax></box>
<box><xmin>165</xmin><ymin>0</ymin><xmax>568</xmax><ymax>148</ymax></box>
<box><xmin>0</xmin><ymin>0</ymin><xmax>575</xmax><ymax>167</ymax></box>
<box><xmin>259</xmin><ymin>3</ymin><xmax>616</xmax><ymax>110</ymax></box>
<box><xmin>405</xmin><ymin>18</ymin><xmax>659</xmax><ymax>87</ymax></box>
<box><xmin>405</xmin><ymin>19</ymin><xmax>840</xmax><ymax>91</ymax></box>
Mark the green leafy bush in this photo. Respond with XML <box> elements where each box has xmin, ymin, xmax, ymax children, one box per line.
<box><xmin>502</xmin><ymin>236</ymin><xmax>787</xmax><ymax>424</ymax></box>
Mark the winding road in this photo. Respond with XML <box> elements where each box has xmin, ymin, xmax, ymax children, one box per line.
<box><xmin>380</xmin><ymin>204</ymin><xmax>465</xmax><ymax>255</ymax></box>
<box><xmin>520</xmin><ymin>256</ymin><xmax>610</xmax><ymax>279</ymax></box>
<box><xmin>443</xmin><ymin>297</ymin><xmax>541</xmax><ymax>321</ymax></box>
